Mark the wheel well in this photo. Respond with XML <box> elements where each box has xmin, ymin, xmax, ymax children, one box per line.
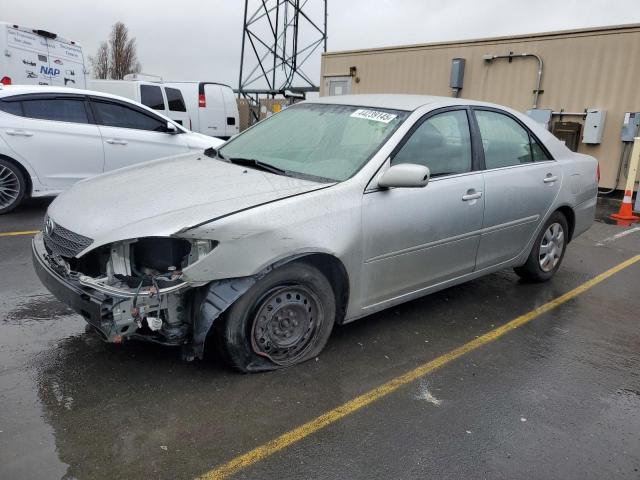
<box><xmin>556</xmin><ymin>206</ymin><xmax>575</xmax><ymax>242</ymax></box>
<box><xmin>0</xmin><ymin>154</ymin><xmax>32</xmax><ymax>197</ymax></box>
<box><xmin>298</xmin><ymin>253</ymin><xmax>350</xmax><ymax>325</ymax></box>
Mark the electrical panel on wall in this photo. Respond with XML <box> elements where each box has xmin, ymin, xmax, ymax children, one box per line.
<box><xmin>621</xmin><ymin>112</ymin><xmax>640</xmax><ymax>142</ymax></box>
<box><xmin>582</xmin><ymin>108</ymin><xmax>606</xmax><ymax>144</ymax></box>
<box><xmin>450</xmin><ymin>58</ymin><xmax>465</xmax><ymax>89</ymax></box>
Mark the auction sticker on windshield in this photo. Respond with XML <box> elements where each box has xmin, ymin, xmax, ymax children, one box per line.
<box><xmin>350</xmin><ymin>109</ymin><xmax>398</xmax><ymax>123</ymax></box>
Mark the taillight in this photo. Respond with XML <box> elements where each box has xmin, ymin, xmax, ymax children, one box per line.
<box><xmin>198</xmin><ymin>93</ymin><xmax>206</xmax><ymax>108</ymax></box>
<box><xmin>596</xmin><ymin>163</ymin><xmax>600</xmax><ymax>183</ymax></box>
<box><xmin>1</xmin><ymin>76</ymin><xmax>11</xmax><ymax>85</ymax></box>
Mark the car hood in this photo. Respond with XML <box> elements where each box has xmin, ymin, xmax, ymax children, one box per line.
<box><xmin>47</xmin><ymin>152</ymin><xmax>328</xmax><ymax>251</ymax></box>
<box><xmin>185</xmin><ymin>131</ymin><xmax>225</xmax><ymax>149</ymax></box>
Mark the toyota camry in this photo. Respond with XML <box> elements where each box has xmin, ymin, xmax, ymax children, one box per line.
<box><xmin>32</xmin><ymin>94</ymin><xmax>598</xmax><ymax>372</ymax></box>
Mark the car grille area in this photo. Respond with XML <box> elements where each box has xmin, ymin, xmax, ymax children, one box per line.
<box><xmin>43</xmin><ymin>216</ymin><xmax>93</xmax><ymax>258</ymax></box>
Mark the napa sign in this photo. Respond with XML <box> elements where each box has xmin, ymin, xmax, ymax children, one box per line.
<box><xmin>40</xmin><ymin>66</ymin><xmax>60</xmax><ymax>77</ymax></box>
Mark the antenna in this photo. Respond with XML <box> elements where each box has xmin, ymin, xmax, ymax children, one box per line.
<box><xmin>237</xmin><ymin>0</ymin><xmax>328</xmax><ymax>124</ymax></box>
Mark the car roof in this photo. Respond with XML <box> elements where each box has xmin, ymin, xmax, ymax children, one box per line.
<box><xmin>304</xmin><ymin>93</ymin><xmax>497</xmax><ymax>112</ymax></box>
<box><xmin>0</xmin><ymin>85</ymin><xmax>133</xmax><ymax>101</ymax></box>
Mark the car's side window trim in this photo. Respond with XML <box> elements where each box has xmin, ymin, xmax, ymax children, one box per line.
<box><xmin>0</xmin><ymin>98</ymin><xmax>25</xmax><ymax>117</ymax></box>
<box><xmin>388</xmin><ymin>106</ymin><xmax>481</xmax><ymax>176</ymax></box>
<box><xmin>470</xmin><ymin>106</ymin><xmax>555</xmax><ymax>169</ymax></box>
<box><xmin>1</xmin><ymin>93</ymin><xmax>94</xmax><ymax>126</ymax></box>
<box><xmin>88</xmin><ymin>96</ymin><xmax>169</xmax><ymax>131</ymax></box>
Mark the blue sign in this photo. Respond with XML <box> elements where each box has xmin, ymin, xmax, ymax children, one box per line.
<box><xmin>40</xmin><ymin>66</ymin><xmax>60</xmax><ymax>77</ymax></box>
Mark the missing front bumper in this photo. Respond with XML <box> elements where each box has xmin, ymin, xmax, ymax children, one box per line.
<box><xmin>32</xmin><ymin>234</ymin><xmax>188</xmax><ymax>345</ymax></box>
<box><xmin>32</xmin><ymin>233</ymin><xmax>259</xmax><ymax>361</ymax></box>
<box><xmin>33</xmin><ymin>234</ymin><xmax>110</xmax><ymax>332</ymax></box>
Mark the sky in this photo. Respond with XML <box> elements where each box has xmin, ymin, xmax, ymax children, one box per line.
<box><xmin>3</xmin><ymin>0</ymin><xmax>640</xmax><ymax>91</ymax></box>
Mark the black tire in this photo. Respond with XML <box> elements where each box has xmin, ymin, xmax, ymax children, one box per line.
<box><xmin>0</xmin><ymin>158</ymin><xmax>26</xmax><ymax>214</ymax></box>
<box><xmin>215</xmin><ymin>261</ymin><xmax>336</xmax><ymax>373</ymax></box>
<box><xmin>514</xmin><ymin>211</ymin><xmax>569</xmax><ymax>282</ymax></box>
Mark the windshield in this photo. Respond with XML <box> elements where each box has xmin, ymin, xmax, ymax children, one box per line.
<box><xmin>219</xmin><ymin>103</ymin><xmax>409</xmax><ymax>182</ymax></box>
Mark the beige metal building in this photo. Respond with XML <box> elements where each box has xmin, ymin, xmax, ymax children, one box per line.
<box><xmin>320</xmin><ymin>24</ymin><xmax>640</xmax><ymax>190</ymax></box>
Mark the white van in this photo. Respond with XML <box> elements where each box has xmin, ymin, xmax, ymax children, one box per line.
<box><xmin>164</xmin><ymin>82</ymin><xmax>239</xmax><ymax>139</ymax></box>
<box><xmin>0</xmin><ymin>22</ymin><xmax>86</xmax><ymax>88</ymax></box>
<box><xmin>89</xmin><ymin>75</ymin><xmax>190</xmax><ymax>128</ymax></box>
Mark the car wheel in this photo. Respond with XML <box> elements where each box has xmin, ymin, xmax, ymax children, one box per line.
<box><xmin>514</xmin><ymin>211</ymin><xmax>569</xmax><ymax>282</ymax></box>
<box><xmin>215</xmin><ymin>261</ymin><xmax>336</xmax><ymax>372</ymax></box>
<box><xmin>0</xmin><ymin>159</ymin><xmax>26</xmax><ymax>214</ymax></box>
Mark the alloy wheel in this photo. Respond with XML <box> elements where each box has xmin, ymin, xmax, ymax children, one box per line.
<box><xmin>539</xmin><ymin>222</ymin><xmax>565</xmax><ymax>272</ymax></box>
<box><xmin>0</xmin><ymin>165</ymin><xmax>20</xmax><ymax>210</ymax></box>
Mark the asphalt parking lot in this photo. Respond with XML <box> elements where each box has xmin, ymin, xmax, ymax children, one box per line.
<box><xmin>1</xmin><ymin>198</ymin><xmax>639</xmax><ymax>480</ymax></box>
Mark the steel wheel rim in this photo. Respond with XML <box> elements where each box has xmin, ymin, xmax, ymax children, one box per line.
<box><xmin>250</xmin><ymin>284</ymin><xmax>323</xmax><ymax>365</ymax></box>
<box><xmin>539</xmin><ymin>222</ymin><xmax>564</xmax><ymax>272</ymax></box>
<box><xmin>0</xmin><ymin>165</ymin><xmax>20</xmax><ymax>209</ymax></box>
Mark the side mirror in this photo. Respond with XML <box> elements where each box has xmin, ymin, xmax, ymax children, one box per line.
<box><xmin>378</xmin><ymin>163</ymin><xmax>430</xmax><ymax>189</ymax></box>
<box><xmin>165</xmin><ymin>122</ymin><xmax>179</xmax><ymax>134</ymax></box>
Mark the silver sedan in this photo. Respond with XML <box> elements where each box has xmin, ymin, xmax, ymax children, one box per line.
<box><xmin>33</xmin><ymin>94</ymin><xmax>598</xmax><ymax>372</ymax></box>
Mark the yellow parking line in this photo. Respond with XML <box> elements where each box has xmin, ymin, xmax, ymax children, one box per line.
<box><xmin>0</xmin><ymin>230</ymin><xmax>40</xmax><ymax>237</ymax></box>
<box><xmin>197</xmin><ymin>254</ymin><xmax>640</xmax><ymax>480</ymax></box>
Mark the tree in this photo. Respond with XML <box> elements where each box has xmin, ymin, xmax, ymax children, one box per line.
<box><xmin>108</xmin><ymin>22</ymin><xmax>141</xmax><ymax>80</ymax></box>
<box><xmin>90</xmin><ymin>22</ymin><xmax>141</xmax><ymax>80</ymax></box>
<box><xmin>91</xmin><ymin>42</ymin><xmax>109</xmax><ymax>80</ymax></box>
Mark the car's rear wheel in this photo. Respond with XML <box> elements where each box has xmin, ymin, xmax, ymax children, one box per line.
<box><xmin>514</xmin><ymin>211</ymin><xmax>568</xmax><ymax>282</ymax></box>
<box><xmin>215</xmin><ymin>261</ymin><xmax>336</xmax><ymax>372</ymax></box>
<box><xmin>0</xmin><ymin>159</ymin><xmax>26</xmax><ymax>214</ymax></box>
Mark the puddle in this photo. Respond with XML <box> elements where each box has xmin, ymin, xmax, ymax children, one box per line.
<box><xmin>595</xmin><ymin>197</ymin><xmax>640</xmax><ymax>226</ymax></box>
<box><xmin>4</xmin><ymin>295</ymin><xmax>73</xmax><ymax>324</ymax></box>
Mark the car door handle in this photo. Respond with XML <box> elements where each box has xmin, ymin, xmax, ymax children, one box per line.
<box><xmin>6</xmin><ymin>129</ymin><xmax>33</xmax><ymax>137</ymax></box>
<box><xmin>105</xmin><ymin>139</ymin><xmax>128</xmax><ymax>145</ymax></box>
<box><xmin>462</xmin><ymin>190</ymin><xmax>483</xmax><ymax>201</ymax></box>
<box><xmin>543</xmin><ymin>174</ymin><xmax>558</xmax><ymax>183</ymax></box>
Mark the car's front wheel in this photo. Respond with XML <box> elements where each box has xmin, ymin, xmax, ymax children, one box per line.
<box><xmin>0</xmin><ymin>159</ymin><xmax>26</xmax><ymax>214</ymax></box>
<box><xmin>514</xmin><ymin>211</ymin><xmax>568</xmax><ymax>282</ymax></box>
<box><xmin>215</xmin><ymin>261</ymin><xmax>336</xmax><ymax>372</ymax></box>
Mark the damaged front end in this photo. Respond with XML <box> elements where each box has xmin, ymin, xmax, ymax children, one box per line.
<box><xmin>32</xmin><ymin>219</ymin><xmax>224</xmax><ymax>359</ymax></box>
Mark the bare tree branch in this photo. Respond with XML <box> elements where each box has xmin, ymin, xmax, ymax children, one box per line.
<box><xmin>89</xmin><ymin>41</ymin><xmax>109</xmax><ymax>79</ymax></box>
<box><xmin>90</xmin><ymin>22</ymin><xmax>142</xmax><ymax>80</ymax></box>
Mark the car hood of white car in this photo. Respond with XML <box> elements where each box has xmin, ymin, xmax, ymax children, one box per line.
<box><xmin>185</xmin><ymin>131</ymin><xmax>226</xmax><ymax>149</ymax></box>
<box><xmin>47</xmin><ymin>152</ymin><xmax>329</xmax><ymax>251</ymax></box>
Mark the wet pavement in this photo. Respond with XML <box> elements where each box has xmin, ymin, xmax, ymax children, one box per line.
<box><xmin>1</xmin><ymin>199</ymin><xmax>639</xmax><ymax>480</ymax></box>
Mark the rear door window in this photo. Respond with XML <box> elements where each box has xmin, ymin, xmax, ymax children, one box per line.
<box><xmin>530</xmin><ymin>135</ymin><xmax>551</xmax><ymax>161</ymax></box>
<box><xmin>140</xmin><ymin>85</ymin><xmax>165</xmax><ymax>110</ymax></box>
<box><xmin>91</xmin><ymin>100</ymin><xmax>166</xmax><ymax>131</ymax></box>
<box><xmin>165</xmin><ymin>88</ymin><xmax>186</xmax><ymax>112</ymax></box>
<box><xmin>21</xmin><ymin>98</ymin><xmax>89</xmax><ymax>123</ymax></box>
<box><xmin>0</xmin><ymin>99</ymin><xmax>24</xmax><ymax>116</ymax></box>
<box><xmin>474</xmin><ymin>110</ymin><xmax>549</xmax><ymax>168</ymax></box>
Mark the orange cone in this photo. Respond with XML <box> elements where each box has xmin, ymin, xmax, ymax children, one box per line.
<box><xmin>610</xmin><ymin>189</ymin><xmax>639</xmax><ymax>222</ymax></box>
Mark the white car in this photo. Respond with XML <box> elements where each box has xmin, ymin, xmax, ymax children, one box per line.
<box><xmin>0</xmin><ymin>85</ymin><xmax>224</xmax><ymax>213</ymax></box>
